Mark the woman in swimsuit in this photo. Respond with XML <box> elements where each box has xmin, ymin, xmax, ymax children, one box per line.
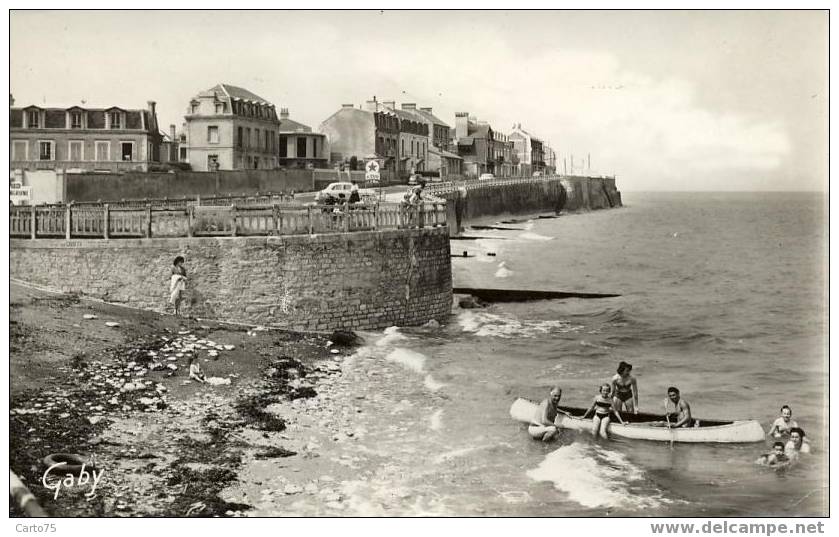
<box><xmin>582</xmin><ymin>384</ymin><xmax>625</xmax><ymax>440</ymax></box>
<box><xmin>610</xmin><ymin>361</ymin><xmax>639</xmax><ymax>414</ymax></box>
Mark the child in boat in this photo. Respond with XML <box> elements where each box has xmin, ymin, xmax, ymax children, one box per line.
<box><xmin>610</xmin><ymin>361</ymin><xmax>639</xmax><ymax>414</ymax></box>
<box><xmin>188</xmin><ymin>356</ymin><xmax>206</xmax><ymax>383</ymax></box>
<box><xmin>785</xmin><ymin>427</ymin><xmax>811</xmax><ymax>457</ymax></box>
<box><xmin>528</xmin><ymin>386</ymin><xmax>572</xmax><ymax>442</ymax></box>
<box><xmin>581</xmin><ymin>384</ymin><xmax>624</xmax><ymax>440</ymax></box>
<box><xmin>767</xmin><ymin>405</ymin><xmax>798</xmax><ymax>438</ymax></box>
<box><xmin>757</xmin><ymin>441</ymin><xmax>791</xmax><ymax>467</ymax></box>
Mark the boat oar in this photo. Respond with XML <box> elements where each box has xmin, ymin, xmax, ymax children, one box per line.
<box><xmin>664</xmin><ymin>399</ymin><xmax>675</xmax><ymax>449</ymax></box>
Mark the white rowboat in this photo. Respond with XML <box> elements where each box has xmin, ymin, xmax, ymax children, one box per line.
<box><xmin>510</xmin><ymin>398</ymin><xmax>766</xmax><ymax>443</ymax></box>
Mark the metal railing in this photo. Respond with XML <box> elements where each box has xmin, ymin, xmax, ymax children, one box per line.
<box><xmin>10</xmin><ymin>201</ymin><xmax>447</xmax><ymax>240</ymax></box>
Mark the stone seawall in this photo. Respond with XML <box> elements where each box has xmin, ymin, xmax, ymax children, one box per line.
<box><xmin>10</xmin><ymin>228</ymin><xmax>452</xmax><ymax>331</ymax></box>
<box><xmin>435</xmin><ymin>175</ymin><xmax>621</xmax><ymax>234</ymax></box>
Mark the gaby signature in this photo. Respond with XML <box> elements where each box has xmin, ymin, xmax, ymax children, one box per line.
<box><xmin>42</xmin><ymin>462</ymin><xmax>104</xmax><ymax>500</ymax></box>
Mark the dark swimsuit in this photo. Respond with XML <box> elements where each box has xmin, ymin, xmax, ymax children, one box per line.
<box><xmin>613</xmin><ymin>376</ymin><xmax>633</xmax><ymax>402</ymax></box>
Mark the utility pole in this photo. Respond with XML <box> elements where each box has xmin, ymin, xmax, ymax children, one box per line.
<box><xmin>563</xmin><ymin>158</ymin><xmax>567</xmax><ymax>175</ymax></box>
<box><xmin>570</xmin><ymin>155</ymin><xmax>574</xmax><ymax>174</ymax></box>
<box><xmin>587</xmin><ymin>153</ymin><xmax>591</xmax><ymax>171</ymax></box>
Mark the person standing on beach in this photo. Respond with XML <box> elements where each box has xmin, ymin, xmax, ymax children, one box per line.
<box><xmin>610</xmin><ymin>361</ymin><xmax>639</xmax><ymax>414</ymax></box>
<box><xmin>169</xmin><ymin>256</ymin><xmax>187</xmax><ymax>316</ymax></box>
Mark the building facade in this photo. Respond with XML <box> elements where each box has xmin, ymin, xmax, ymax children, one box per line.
<box><xmin>277</xmin><ymin>108</ymin><xmax>328</xmax><ymax>169</ymax></box>
<box><xmin>509</xmin><ymin>123</ymin><xmax>548</xmax><ymax>176</ymax></box>
<box><xmin>320</xmin><ymin>97</ymin><xmax>429</xmax><ymax>179</ymax></box>
<box><xmin>183</xmin><ymin>83</ymin><xmax>280</xmax><ymax>171</ymax></box>
<box><xmin>455</xmin><ymin>113</ymin><xmax>516</xmax><ymax>177</ymax></box>
<box><xmin>9</xmin><ymin>98</ymin><xmax>162</xmax><ymax>172</ymax></box>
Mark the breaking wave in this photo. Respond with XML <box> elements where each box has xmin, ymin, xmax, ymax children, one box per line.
<box><xmin>527</xmin><ymin>442</ymin><xmax>671</xmax><ymax>510</ymax></box>
<box><xmin>458</xmin><ymin>310</ymin><xmax>582</xmax><ymax>339</ymax></box>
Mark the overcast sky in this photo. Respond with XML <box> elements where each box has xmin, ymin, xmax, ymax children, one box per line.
<box><xmin>10</xmin><ymin>10</ymin><xmax>827</xmax><ymax>191</ymax></box>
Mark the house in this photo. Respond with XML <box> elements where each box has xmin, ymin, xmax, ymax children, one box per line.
<box><xmin>378</xmin><ymin>101</ymin><xmax>429</xmax><ymax>177</ymax></box>
<box><xmin>159</xmin><ymin>124</ymin><xmax>181</xmax><ymax>165</ymax></box>
<box><xmin>509</xmin><ymin>123</ymin><xmax>547</xmax><ymax>176</ymax></box>
<box><xmin>454</xmin><ymin>113</ymin><xmax>514</xmax><ymax>177</ymax></box>
<box><xmin>428</xmin><ymin>145</ymin><xmax>463</xmax><ymax>180</ymax></box>
<box><xmin>183</xmin><ymin>83</ymin><xmax>280</xmax><ymax>171</ymax></box>
<box><xmin>397</xmin><ymin>103</ymin><xmax>453</xmax><ymax>178</ymax></box>
<box><xmin>277</xmin><ymin>108</ymin><xmax>328</xmax><ymax>169</ymax></box>
<box><xmin>320</xmin><ymin>97</ymin><xmax>429</xmax><ymax>179</ymax></box>
<box><xmin>9</xmin><ymin>97</ymin><xmax>162</xmax><ymax>172</ymax></box>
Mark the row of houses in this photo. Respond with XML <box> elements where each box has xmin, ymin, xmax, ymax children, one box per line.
<box><xmin>9</xmin><ymin>84</ymin><xmax>557</xmax><ymax>181</ymax></box>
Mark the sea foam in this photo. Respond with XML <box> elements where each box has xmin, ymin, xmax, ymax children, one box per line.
<box><xmin>526</xmin><ymin>443</ymin><xmax>666</xmax><ymax>510</ymax></box>
<box><xmin>385</xmin><ymin>348</ymin><xmax>426</xmax><ymax>373</ymax></box>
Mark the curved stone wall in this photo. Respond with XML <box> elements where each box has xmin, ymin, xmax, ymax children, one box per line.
<box><xmin>10</xmin><ymin>227</ymin><xmax>452</xmax><ymax>331</ymax></box>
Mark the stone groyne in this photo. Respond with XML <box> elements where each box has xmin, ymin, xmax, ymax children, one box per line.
<box><xmin>10</xmin><ymin>227</ymin><xmax>452</xmax><ymax>331</ymax></box>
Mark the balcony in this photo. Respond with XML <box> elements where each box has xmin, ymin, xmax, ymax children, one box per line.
<box><xmin>10</xmin><ymin>160</ymin><xmax>153</xmax><ymax>173</ymax></box>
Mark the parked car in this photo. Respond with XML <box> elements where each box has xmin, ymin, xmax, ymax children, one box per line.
<box><xmin>479</xmin><ymin>173</ymin><xmax>495</xmax><ymax>181</ymax></box>
<box><xmin>315</xmin><ymin>182</ymin><xmax>375</xmax><ymax>203</ymax></box>
<box><xmin>532</xmin><ymin>171</ymin><xmax>543</xmax><ymax>177</ymax></box>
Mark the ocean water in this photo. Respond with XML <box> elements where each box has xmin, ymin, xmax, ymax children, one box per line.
<box><xmin>342</xmin><ymin>191</ymin><xmax>829</xmax><ymax>516</ymax></box>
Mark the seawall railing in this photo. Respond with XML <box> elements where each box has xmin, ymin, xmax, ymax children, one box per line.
<box><xmin>424</xmin><ymin>174</ymin><xmax>615</xmax><ymax>196</ymax></box>
<box><xmin>10</xmin><ymin>201</ymin><xmax>447</xmax><ymax>240</ymax></box>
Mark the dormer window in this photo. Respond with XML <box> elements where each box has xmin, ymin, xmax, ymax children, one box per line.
<box><xmin>109</xmin><ymin>112</ymin><xmax>121</xmax><ymax>129</ymax></box>
<box><xmin>71</xmin><ymin>111</ymin><xmax>83</xmax><ymax>129</ymax></box>
<box><xmin>27</xmin><ymin>110</ymin><xmax>39</xmax><ymax>128</ymax></box>
<box><xmin>215</xmin><ymin>102</ymin><xmax>224</xmax><ymax>114</ymax></box>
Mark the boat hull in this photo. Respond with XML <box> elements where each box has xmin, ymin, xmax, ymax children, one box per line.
<box><xmin>510</xmin><ymin>398</ymin><xmax>766</xmax><ymax>443</ymax></box>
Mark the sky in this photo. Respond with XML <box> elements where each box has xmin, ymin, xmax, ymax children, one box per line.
<box><xmin>9</xmin><ymin>10</ymin><xmax>828</xmax><ymax>191</ymax></box>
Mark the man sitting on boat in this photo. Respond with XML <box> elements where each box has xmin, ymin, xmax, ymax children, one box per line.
<box><xmin>652</xmin><ymin>386</ymin><xmax>694</xmax><ymax>428</ymax></box>
<box><xmin>528</xmin><ymin>386</ymin><xmax>570</xmax><ymax>442</ymax></box>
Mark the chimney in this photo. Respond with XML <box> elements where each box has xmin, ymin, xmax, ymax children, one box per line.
<box><xmin>364</xmin><ymin>99</ymin><xmax>378</xmax><ymax>112</ymax></box>
<box><xmin>280</xmin><ymin>107</ymin><xmax>289</xmax><ymax>120</ymax></box>
<box><xmin>383</xmin><ymin>100</ymin><xmax>395</xmax><ymax>110</ymax></box>
<box><xmin>455</xmin><ymin>112</ymin><xmax>469</xmax><ymax>140</ymax></box>
<box><xmin>341</xmin><ymin>103</ymin><xmax>354</xmax><ymax>109</ymax></box>
<box><xmin>147</xmin><ymin>100</ymin><xmax>156</xmax><ymax>115</ymax></box>
<box><xmin>420</xmin><ymin>107</ymin><xmax>432</xmax><ymax>113</ymax></box>
<box><xmin>401</xmin><ymin>103</ymin><xmax>416</xmax><ymax>110</ymax></box>
<box><xmin>170</xmin><ymin>124</ymin><xmax>176</xmax><ymax>140</ymax></box>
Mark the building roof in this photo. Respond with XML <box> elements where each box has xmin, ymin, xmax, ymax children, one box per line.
<box><xmin>470</xmin><ymin>124</ymin><xmax>491</xmax><ymax>138</ymax></box>
<box><xmin>415</xmin><ymin>108</ymin><xmax>449</xmax><ymax>128</ymax></box>
<box><xmin>212</xmin><ymin>83</ymin><xmax>273</xmax><ymax>104</ymax></box>
<box><xmin>279</xmin><ymin>117</ymin><xmax>313</xmax><ymax>133</ymax></box>
<box><xmin>429</xmin><ymin>146</ymin><xmax>462</xmax><ymax>160</ymax></box>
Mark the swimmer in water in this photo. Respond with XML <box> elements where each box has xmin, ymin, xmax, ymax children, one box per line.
<box><xmin>610</xmin><ymin>361</ymin><xmax>639</xmax><ymax>414</ymax></box>
<box><xmin>757</xmin><ymin>441</ymin><xmax>791</xmax><ymax>467</ymax></box>
<box><xmin>785</xmin><ymin>427</ymin><xmax>811</xmax><ymax>457</ymax></box>
<box><xmin>767</xmin><ymin>405</ymin><xmax>798</xmax><ymax>438</ymax></box>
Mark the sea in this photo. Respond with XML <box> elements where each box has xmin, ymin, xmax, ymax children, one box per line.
<box><xmin>332</xmin><ymin>191</ymin><xmax>829</xmax><ymax>516</ymax></box>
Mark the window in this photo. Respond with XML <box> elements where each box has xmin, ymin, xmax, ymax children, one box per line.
<box><xmin>191</xmin><ymin>103</ymin><xmax>198</xmax><ymax>114</ymax></box>
<box><xmin>255</xmin><ymin>129</ymin><xmax>260</xmax><ymax>150</ymax></box>
<box><xmin>179</xmin><ymin>147</ymin><xmax>187</xmax><ymax>161</ymax></box>
<box><xmin>245</xmin><ymin>128</ymin><xmax>251</xmax><ymax>148</ymax></box>
<box><xmin>296</xmin><ymin>137</ymin><xmax>306</xmax><ymax>158</ymax></box>
<box><xmin>121</xmin><ymin>142</ymin><xmax>133</xmax><ymax>161</ymax></box>
<box><xmin>109</xmin><ymin>112</ymin><xmax>121</xmax><ymax>129</ymax></box>
<box><xmin>69</xmin><ymin>140</ymin><xmax>84</xmax><ymax>161</ymax></box>
<box><xmin>11</xmin><ymin>141</ymin><xmax>27</xmax><ymax>160</ymax></box>
<box><xmin>401</xmin><ymin>139</ymin><xmax>405</xmax><ymax>155</ymax></box>
<box><xmin>27</xmin><ymin>111</ymin><xmax>39</xmax><ymax>128</ymax></box>
<box><xmin>207</xmin><ymin>126</ymin><xmax>219</xmax><ymax>144</ymax></box>
<box><xmin>215</xmin><ymin>103</ymin><xmax>224</xmax><ymax>114</ymax></box>
<box><xmin>411</xmin><ymin>140</ymin><xmax>415</xmax><ymax>155</ymax></box>
<box><xmin>39</xmin><ymin>141</ymin><xmax>53</xmax><ymax>161</ymax></box>
<box><xmin>279</xmin><ymin>135</ymin><xmax>287</xmax><ymax>158</ymax></box>
<box><xmin>95</xmin><ymin>141</ymin><xmax>110</xmax><ymax>161</ymax></box>
<box><xmin>253</xmin><ymin>157</ymin><xmax>259</xmax><ymax>169</ymax></box>
<box><xmin>312</xmin><ymin>137</ymin><xmax>318</xmax><ymax>157</ymax></box>
<box><xmin>237</xmin><ymin>127</ymin><xmax>243</xmax><ymax>147</ymax></box>
<box><xmin>71</xmin><ymin>112</ymin><xmax>83</xmax><ymax>129</ymax></box>
<box><xmin>207</xmin><ymin>155</ymin><xmax>219</xmax><ymax>171</ymax></box>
